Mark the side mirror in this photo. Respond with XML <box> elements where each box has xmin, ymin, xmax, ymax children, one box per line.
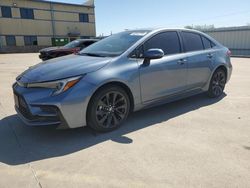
<box><xmin>144</xmin><ymin>48</ymin><xmax>164</xmax><ymax>60</ymax></box>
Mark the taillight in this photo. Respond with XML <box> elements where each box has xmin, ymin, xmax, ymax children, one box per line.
<box><xmin>227</xmin><ymin>50</ymin><xmax>232</xmax><ymax>57</ymax></box>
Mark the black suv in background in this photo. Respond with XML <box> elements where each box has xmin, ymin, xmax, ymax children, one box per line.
<box><xmin>39</xmin><ymin>39</ymin><xmax>99</xmax><ymax>61</ymax></box>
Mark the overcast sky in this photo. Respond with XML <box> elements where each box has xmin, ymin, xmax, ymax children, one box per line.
<box><xmin>50</xmin><ymin>0</ymin><xmax>250</xmax><ymax>35</ymax></box>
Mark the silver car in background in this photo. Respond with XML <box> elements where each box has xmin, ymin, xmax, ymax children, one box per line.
<box><xmin>13</xmin><ymin>28</ymin><xmax>232</xmax><ymax>132</ymax></box>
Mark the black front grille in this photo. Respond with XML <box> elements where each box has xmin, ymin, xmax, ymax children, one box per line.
<box><xmin>17</xmin><ymin>95</ymin><xmax>35</xmax><ymax>120</ymax></box>
<box><xmin>15</xmin><ymin>93</ymin><xmax>60</xmax><ymax>122</ymax></box>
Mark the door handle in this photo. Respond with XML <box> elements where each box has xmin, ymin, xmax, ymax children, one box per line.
<box><xmin>207</xmin><ymin>53</ymin><xmax>213</xmax><ymax>58</ymax></box>
<box><xmin>177</xmin><ymin>59</ymin><xmax>187</xmax><ymax>65</ymax></box>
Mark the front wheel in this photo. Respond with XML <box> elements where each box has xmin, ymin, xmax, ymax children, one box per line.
<box><xmin>87</xmin><ymin>86</ymin><xmax>130</xmax><ymax>132</ymax></box>
<box><xmin>207</xmin><ymin>69</ymin><xmax>227</xmax><ymax>98</ymax></box>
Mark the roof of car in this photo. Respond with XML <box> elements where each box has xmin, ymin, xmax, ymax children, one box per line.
<box><xmin>128</xmin><ymin>28</ymin><xmax>202</xmax><ymax>33</ymax></box>
<box><xmin>124</xmin><ymin>28</ymin><xmax>221</xmax><ymax>48</ymax></box>
<box><xmin>76</xmin><ymin>39</ymin><xmax>100</xmax><ymax>42</ymax></box>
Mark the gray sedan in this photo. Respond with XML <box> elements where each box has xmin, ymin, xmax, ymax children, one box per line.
<box><xmin>13</xmin><ymin>28</ymin><xmax>232</xmax><ymax>132</ymax></box>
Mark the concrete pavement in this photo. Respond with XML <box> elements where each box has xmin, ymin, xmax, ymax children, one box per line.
<box><xmin>0</xmin><ymin>54</ymin><xmax>249</xmax><ymax>188</ymax></box>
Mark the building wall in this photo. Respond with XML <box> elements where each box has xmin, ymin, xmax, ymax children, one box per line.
<box><xmin>0</xmin><ymin>0</ymin><xmax>96</xmax><ymax>53</ymax></box>
<box><xmin>205</xmin><ymin>26</ymin><xmax>250</xmax><ymax>56</ymax></box>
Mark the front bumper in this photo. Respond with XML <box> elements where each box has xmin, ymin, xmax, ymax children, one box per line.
<box><xmin>12</xmin><ymin>79</ymin><xmax>96</xmax><ymax>129</ymax></box>
<box><xmin>39</xmin><ymin>52</ymin><xmax>49</xmax><ymax>60</ymax></box>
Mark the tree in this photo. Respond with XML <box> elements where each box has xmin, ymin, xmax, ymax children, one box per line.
<box><xmin>184</xmin><ymin>24</ymin><xmax>215</xmax><ymax>31</ymax></box>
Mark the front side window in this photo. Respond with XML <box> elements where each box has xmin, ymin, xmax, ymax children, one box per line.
<box><xmin>1</xmin><ymin>6</ymin><xmax>12</xmax><ymax>18</ymax></box>
<box><xmin>24</xmin><ymin>36</ymin><xmax>37</xmax><ymax>46</ymax></box>
<box><xmin>79</xmin><ymin>13</ymin><xmax>89</xmax><ymax>22</ymax></box>
<box><xmin>80</xmin><ymin>30</ymin><xmax>150</xmax><ymax>57</ymax></box>
<box><xmin>6</xmin><ymin>36</ymin><xmax>16</xmax><ymax>46</ymax></box>
<box><xmin>144</xmin><ymin>31</ymin><xmax>181</xmax><ymax>55</ymax></box>
<box><xmin>79</xmin><ymin>41</ymin><xmax>95</xmax><ymax>48</ymax></box>
<box><xmin>20</xmin><ymin>8</ymin><xmax>34</xmax><ymax>19</ymax></box>
<box><xmin>182</xmin><ymin>32</ymin><xmax>203</xmax><ymax>52</ymax></box>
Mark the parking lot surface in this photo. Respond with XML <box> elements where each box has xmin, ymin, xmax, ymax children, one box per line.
<box><xmin>0</xmin><ymin>54</ymin><xmax>250</xmax><ymax>188</ymax></box>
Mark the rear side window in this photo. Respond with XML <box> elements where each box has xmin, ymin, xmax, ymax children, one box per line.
<box><xmin>182</xmin><ymin>32</ymin><xmax>203</xmax><ymax>52</ymax></box>
<box><xmin>144</xmin><ymin>31</ymin><xmax>181</xmax><ymax>55</ymax></box>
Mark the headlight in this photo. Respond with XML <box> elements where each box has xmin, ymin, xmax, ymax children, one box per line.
<box><xmin>27</xmin><ymin>76</ymin><xmax>82</xmax><ymax>96</ymax></box>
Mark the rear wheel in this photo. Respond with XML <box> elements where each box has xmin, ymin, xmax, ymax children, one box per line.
<box><xmin>87</xmin><ymin>86</ymin><xmax>130</xmax><ymax>132</ymax></box>
<box><xmin>207</xmin><ymin>69</ymin><xmax>226</xmax><ymax>98</ymax></box>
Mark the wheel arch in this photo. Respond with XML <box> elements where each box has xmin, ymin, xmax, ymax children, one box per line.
<box><xmin>215</xmin><ymin>65</ymin><xmax>228</xmax><ymax>81</ymax></box>
<box><xmin>203</xmin><ymin>64</ymin><xmax>228</xmax><ymax>91</ymax></box>
<box><xmin>87</xmin><ymin>81</ymin><xmax>135</xmax><ymax>114</ymax></box>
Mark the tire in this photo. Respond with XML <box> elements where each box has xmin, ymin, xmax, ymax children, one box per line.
<box><xmin>207</xmin><ymin>68</ymin><xmax>227</xmax><ymax>98</ymax></box>
<box><xmin>87</xmin><ymin>85</ymin><xmax>131</xmax><ymax>132</ymax></box>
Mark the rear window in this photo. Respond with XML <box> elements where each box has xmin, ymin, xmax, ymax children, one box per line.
<box><xmin>182</xmin><ymin>32</ymin><xmax>203</xmax><ymax>52</ymax></box>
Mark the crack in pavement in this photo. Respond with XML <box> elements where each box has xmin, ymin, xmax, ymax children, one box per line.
<box><xmin>1</xmin><ymin>104</ymin><xmax>43</xmax><ymax>188</ymax></box>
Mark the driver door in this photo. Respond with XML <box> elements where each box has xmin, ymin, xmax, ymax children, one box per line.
<box><xmin>138</xmin><ymin>31</ymin><xmax>188</xmax><ymax>103</ymax></box>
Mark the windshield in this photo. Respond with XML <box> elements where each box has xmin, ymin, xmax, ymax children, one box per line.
<box><xmin>64</xmin><ymin>40</ymin><xmax>81</xmax><ymax>48</ymax></box>
<box><xmin>79</xmin><ymin>30</ymin><xmax>150</xmax><ymax>57</ymax></box>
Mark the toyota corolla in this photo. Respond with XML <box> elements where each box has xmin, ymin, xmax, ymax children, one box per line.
<box><xmin>13</xmin><ymin>28</ymin><xmax>232</xmax><ymax>132</ymax></box>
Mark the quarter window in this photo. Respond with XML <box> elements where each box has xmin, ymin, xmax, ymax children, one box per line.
<box><xmin>144</xmin><ymin>32</ymin><xmax>181</xmax><ymax>55</ymax></box>
<box><xmin>24</xmin><ymin>36</ymin><xmax>37</xmax><ymax>46</ymax></box>
<box><xmin>131</xmin><ymin>45</ymin><xmax>144</xmax><ymax>58</ymax></box>
<box><xmin>79</xmin><ymin>13</ymin><xmax>89</xmax><ymax>22</ymax></box>
<box><xmin>1</xmin><ymin>6</ymin><xmax>12</xmax><ymax>18</ymax></box>
<box><xmin>6</xmin><ymin>36</ymin><xmax>16</xmax><ymax>46</ymax></box>
<box><xmin>202</xmin><ymin>36</ymin><xmax>215</xmax><ymax>49</ymax></box>
<box><xmin>182</xmin><ymin>32</ymin><xmax>203</xmax><ymax>52</ymax></box>
<box><xmin>20</xmin><ymin>8</ymin><xmax>34</xmax><ymax>19</ymax></box>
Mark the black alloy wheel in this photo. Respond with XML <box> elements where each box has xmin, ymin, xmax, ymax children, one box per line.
<box><xmin>208</xmin><ymin>69</ymin><xmax>226</xmax><ymax>98</ymax></box>
<box><xmin>87</xmin><ymin>86</ymin><xmax>130</xmax><ymax>132</ymax></box>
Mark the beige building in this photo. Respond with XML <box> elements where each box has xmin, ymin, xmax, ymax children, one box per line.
<box><xmin>0</xmin><ymin>0</ymin><xmax>96</xmax><ymax>52</ymax></box>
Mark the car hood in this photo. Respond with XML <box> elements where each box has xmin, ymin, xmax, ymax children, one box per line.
<box><xmin>39</xmin><ymin>46</ymin><xmax>61</xmax><ymax>52</ymax></box>
<box><xmin>18</xmin><ymin>55</ymin><xmax>113</xmax><ymax>83</ymax></box>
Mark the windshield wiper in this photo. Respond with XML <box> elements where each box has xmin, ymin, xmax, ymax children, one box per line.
<box><xmin>79</xmin><ymin>53</ymin><xmax>107</xmax><ymax>57</ymax></box>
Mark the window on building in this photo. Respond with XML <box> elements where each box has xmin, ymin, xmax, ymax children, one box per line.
<box><xmin>20</xmin><ymin>8</ymin><xmax>34</xmax><ymax>19</ymax></box>
<box><xmin>1</xmin><ymin>6</ymin><xmax>12</xmax><ymax>18</ymax></box>
<box><xmin>182</xmin><ymin>32</ymin><xmax>204</xmax><ymax>52</ymax></box>
<box><xmin>79</xmin><ymin>13</ymin><xmax>89</xmax><ymax>22</ymax></box>
<box><xmin>24</xmin><ymin>36</ymin><xmax>37</xmax><ymax>46</ymax></box>
<box><xmin>6</xmin><ymin>36</ymin><xmax>16</xmax><ymax>46</ymax></box>
<box><xmin>144</xmin><ymin>32</ymin><xmax>181</xmax><ymax>55</ymax></box>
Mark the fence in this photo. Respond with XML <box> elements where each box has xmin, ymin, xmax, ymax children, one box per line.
<box><xmin>204</xmin><ymin>26</ymin><xmax>250</xmax><ymax>57</ymax></box>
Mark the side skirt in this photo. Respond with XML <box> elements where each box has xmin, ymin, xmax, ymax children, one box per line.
<box><xmin>134</xmin><ymin>88</ymin><xmax>204</xmax><ymax>111</ymax></box>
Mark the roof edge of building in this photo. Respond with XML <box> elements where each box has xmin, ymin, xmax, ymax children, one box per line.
<box><xmin>32</xmin><ymin>0</ymin><xmax>95</xmax><ymax>8</ymax></box>
<box><xmin>203</xmin><ymin>25</ymin><xmax>250</xmax><ymax>32</ymax></box>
